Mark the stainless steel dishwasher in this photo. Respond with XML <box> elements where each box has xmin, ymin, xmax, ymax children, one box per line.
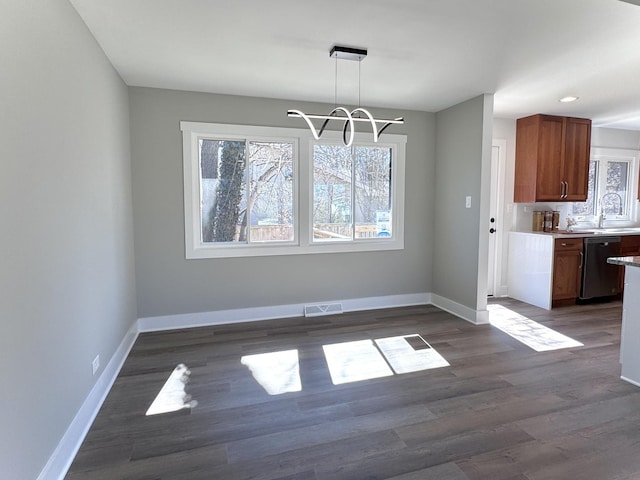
<box><xmin>580</xmin><ymin>236</ymin><xmax>621</xmax><ymax>299</ymax></box>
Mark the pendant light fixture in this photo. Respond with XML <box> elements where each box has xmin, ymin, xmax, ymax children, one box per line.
<box><xmin>287</xmin><ymin>45</ymin><xmax>404</xmax><ymax>147</ymax></box>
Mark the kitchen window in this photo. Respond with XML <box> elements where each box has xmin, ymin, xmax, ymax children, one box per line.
<box><xmin>571</xmin><ymin>148</ymin><xmax>639</xmax><ymax>224</ymax></box>
<box><xmin>181</xmin><ymin>122</ymin><xmax>406</xmax><ymax>258</ymax></box>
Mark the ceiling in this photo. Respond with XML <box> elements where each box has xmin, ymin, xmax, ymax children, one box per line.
<box><xmin>69</xmin><ymin>0</ymin><xmax>640</xmax><ymax>129</ymax></box>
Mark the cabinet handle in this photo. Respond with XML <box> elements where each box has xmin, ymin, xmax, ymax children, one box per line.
<box><xmin>564</xmin><ymin>181</ymin><xmax>569</xmax><ymax>198</ymax></box>
<box><xmin>579</xmin><ymin>251</ymin><xmax>583</xmax><ymax>269</ymax></box>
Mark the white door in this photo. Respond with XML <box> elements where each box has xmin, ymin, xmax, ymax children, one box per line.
<box><xmin>488</xmin><ymin>140</ymin><xmax>506</xmax><ymax>297</ymax></box>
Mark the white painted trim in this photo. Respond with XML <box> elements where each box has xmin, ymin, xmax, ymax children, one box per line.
<box><xmin>431</xmin><ymin>293</ymin><xmax>490</xmax><ymax>325</ymax></box>
<box><xmin>37</xmin><ymin>322</ymin><xmax>139</xmax><ymax>480</ymax></box>
<box><xmin>181</xmin><ymin>121</ymin><xmax>407</xmax><ymax>259</ymax></box>
<box><xmin>476</xmin><ymin>94</ymin><xmax>494</xmax><ymax>312</ymax></box>
<box><xmin>621</xmin><ymin>376</ymin><xmax>640</xmax><ymax>388</ymax></box>
<box><xmin>341</xmin><ymin>293</ymin><xmax>431</xmax><ymax>313</ymax></box>
<box><xmin>490</xmin><ymin>138</ymin><xmax>508</xmax><ymax>297</ymax></box>
<box><xmin>139</xmin><ymin>293</ymin><xmax>432</xmax><ymax>332</ymax></box>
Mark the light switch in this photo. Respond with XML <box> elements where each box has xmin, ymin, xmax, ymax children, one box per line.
<box><xmin>465</xmin><ymin>196</ymin><xmax>472</xmax><ymax>208</ymax></box>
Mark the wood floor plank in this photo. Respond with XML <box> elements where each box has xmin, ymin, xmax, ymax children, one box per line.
<box><xmin>225</xmin><ymin>403</ymin><xmax>434</xmax><ymax>463</ymax></box>
<box><xmin>65</xmin><ymin>299</ymin><xmax>640</xmax><ymax>480</ymax></box>
<box><xmin>315</xmin><ymin>423</ymin><xmax>534</xmax><ymax>480</ymax></box>
<box><xmin>202</xmin><ymin>429</ymin><xmax>404</xmax><ymax>480</ymax></box>
<box><xmin>384</xmin><ymin>461</ymin><xmax>469</xmax><ymax>480</ymax></box>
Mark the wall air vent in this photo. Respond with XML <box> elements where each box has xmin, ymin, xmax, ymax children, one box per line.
<box><xmin>304</xmin><ymin>303</ymin><xmax>343</xmax><ymax>317</ymax></box>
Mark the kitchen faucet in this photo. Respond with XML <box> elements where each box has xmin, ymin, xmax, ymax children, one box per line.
<box><xmin>598</xmin><ymin>191</ymin><xmax>623</xmax><ymax>228</ymax></box>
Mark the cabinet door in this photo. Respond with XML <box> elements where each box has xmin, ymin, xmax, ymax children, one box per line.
<box><xmin>563</xmin><ymin>117</ymin><xmax>591</xmax><ymax>201</ymax></box>
<box><xmin>553</xmin><ymin>250</ymin><xmax>582</xmax><ymax>300</ymax></box>
<box><xmin>535</xmin><ymin>116</ymin><xmax>565</xmax><ymax>201</ymax></box>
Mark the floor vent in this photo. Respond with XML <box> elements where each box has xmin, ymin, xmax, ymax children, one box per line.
<box><xmin>304</xmin><ymin>303</ymin><xmax>343</xmax><ymax>317</ymax></box>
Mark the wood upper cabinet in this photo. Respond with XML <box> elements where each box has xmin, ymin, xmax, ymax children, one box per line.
<box><xmin>514</xmin><ymin>114</ymin><xmax>591</xmax><ymax>203</ymax></box>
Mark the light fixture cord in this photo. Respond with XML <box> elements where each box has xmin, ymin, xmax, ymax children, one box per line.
<box><xmin>358</xmin><ymin>59</ymin><xmax>361</xmax><ymax>109</ymax></box>
<box><xmin>334</xmin><ymin>53</ymin><xmax>338</xmax><ymax>109</ymax></box>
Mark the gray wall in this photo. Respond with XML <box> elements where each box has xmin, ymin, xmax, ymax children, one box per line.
<box><xmin>591</xmin><ymin>126</ymin><xmax>640</xmax><ymax>150</ymax></box>
<box><xmin>0</xmin><ymin>1</ymin><xmax>137</xmax><ymax>478</ymax></box>
<box><xmin>432</xmin><ymin>95</ymin><xmax>494</xmax><ymax>311</ymax></box>
<box><xmin>129</xmin><ymin>87</ymin><xmax>435</xmax><ymax>318</ymax></box>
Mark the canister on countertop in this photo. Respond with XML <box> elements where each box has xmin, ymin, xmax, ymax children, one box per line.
<box><xmin>532</xmin><ymin>211</ymin><xmax>544</xmax><ymax>231</ymax></box>
<box><xmin>552</xmin><ymin>211</ymin><xmax>560</xmax><ymax>231</ymax></box>
<box><xmin>543</xmin><ymin>211</ymin><xmax>553</xmax><ymax>232</ymax></box>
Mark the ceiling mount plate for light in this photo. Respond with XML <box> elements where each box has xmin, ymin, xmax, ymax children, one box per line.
<box><xmin>329</xmin><ymin>45</ymin><xmax>367</xmax><ymax>62</ymax></box>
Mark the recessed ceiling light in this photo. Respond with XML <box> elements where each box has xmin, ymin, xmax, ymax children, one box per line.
<box><xmin>559</xmin><ymin>96</ymin><xmax>579</xmax><ymax>103</ymax></box>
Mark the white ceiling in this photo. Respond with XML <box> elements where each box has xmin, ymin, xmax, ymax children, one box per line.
<box><xmin>69</xmin><ymin>0</ymin><xmax>640</xmax><ymax>129</ymax></box>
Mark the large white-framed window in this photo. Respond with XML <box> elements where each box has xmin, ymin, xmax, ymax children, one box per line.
<box><xmin>571</xmin><ymin>148</ymin><xmax>639</xmax><ymax>225</ymax></box>
<box><xmin>181</xmin><ymin>122</ymin><xmax>406</xmax><ymax>258</ymax></box>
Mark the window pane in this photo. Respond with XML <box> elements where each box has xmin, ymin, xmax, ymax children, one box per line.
<box><xmin>200</xmin><ymin>139</ymin><xmax>247</xmax><ymax>243</ymax></box>
<box><xmin>572</xmin><ymin>160</ymin><xmax>597</xmax><ymax>216</ymax></box>
<box><xmin>603</xmin><ymin>161</ymin><xmax>628</xmax><ymax>215</ymax></box>
<box><xmin>313</xmin><ymin>145</ymin><xmax>353</xmax><ymax>241</ymax></box>
<box><xmin>248</xmin><ymin>142</ymin><xmax>294</xmax><ymax>242</ymax></box>
<box><xmin>354</xmin><ymin>146</ymin><xmax>392</xmax><ymax>238</ymax></box>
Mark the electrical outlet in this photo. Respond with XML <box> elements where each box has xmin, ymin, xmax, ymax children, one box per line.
<box><xmin>465</xmin><ymin>196</ymin><xmax>472</xmax><ymax>208</ymax></box>
<box><xmin>92</xmin><ymin>355</ymin><xmax>100</xmax><ymax>376</ymax></box>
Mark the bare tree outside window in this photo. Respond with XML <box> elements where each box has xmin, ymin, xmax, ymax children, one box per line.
<box><xmin>603</xmin><ymin>161</ymin><xmax>627</xmax><ymax>215</ymax></box>
<box><xmin>246</xmin><ymin>142</ymin><xmax>294</xmax><ymax>242</ymax></box>
<box><xmin>572</xmin><ymin>160</ymin><xmax>597</xmax><ymax>217</ymax></box>
<box><xmin>571</xmin><ymin>157</ymin><xmax>631</xmax><ymax>219</ymax></box>
<box><xmin>200</xmin><ymin>139</ymin><xmax>293</xmax><ymax>244</ymax></box>
<box><xmin>313</xmin><ymin>144</ymin><xmax>393</xmax><ymax>241</ymax></box>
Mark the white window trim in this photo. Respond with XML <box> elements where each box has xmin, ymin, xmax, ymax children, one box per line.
<box><xmin>181</xmin><ymin>121</ymin><xmax>406</xmax><ymax>259</ymax></box>
<box><xmin>573</xmin><ymin>147</ymin><xmax>639</xmax><ymax>227</ymax></box>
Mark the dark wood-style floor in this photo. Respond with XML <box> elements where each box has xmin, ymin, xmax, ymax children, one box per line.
<box><xmin>66</xmin><ymin>298</ymin><xmax>640</xmax><ymax>480</ymax></box>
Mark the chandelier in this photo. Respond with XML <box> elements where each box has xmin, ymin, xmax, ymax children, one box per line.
<box><xmin>287</xmin><ymin>45</ymin><xmax>404</xmax><ymax>147</ymax></box>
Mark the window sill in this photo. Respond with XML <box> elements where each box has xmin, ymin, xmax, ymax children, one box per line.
<box><xmin>186</xmin><ymin>239</ymin><xmax>404</xmax><ymax>259</ymax></box>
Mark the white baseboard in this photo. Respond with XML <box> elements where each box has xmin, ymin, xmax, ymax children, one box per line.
<box><xmin>138</xmin><ymin>292</ymin><xmax>432</xmax><ymax>332</ymax></box>
<box><xmin>621</xmin><ymin>375</ymin><xmax>640</xmax><ymax>388</ymax></box>
<box><xmin>37</xmin><ymin>322</ymin><xmax>139</xmax><ymax>480</ymax></box>
<box><xmin>430</xmin><ymin>293</ymin><xmax>490</xmax><ymax>325</ymax></box>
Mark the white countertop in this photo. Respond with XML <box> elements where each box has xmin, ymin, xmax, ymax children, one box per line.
<box><xmin>608</xmin><ymin>256</ymin><xmax>640</xmax><ymax>268</ymax></box>
<box><xmin>513</xmin><ymin>229</ymin><xmax>640</xmax><ymax>239</ymax></box>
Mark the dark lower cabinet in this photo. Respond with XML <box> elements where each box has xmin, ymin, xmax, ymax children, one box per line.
<box><xmin>552</xmin><ymin>238</ymin><xmax>583</xmax><ymax>306</ymax></box>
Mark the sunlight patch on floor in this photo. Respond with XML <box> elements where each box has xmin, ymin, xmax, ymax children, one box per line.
<box><xmin>241</xmin><ymin>349</ymin><xmax>302</xmax><ymax>395</ymax></box>
<box><xmin>146</xmin><ymin>363</ymin><xmax>198</xmax><ymax>416</ymax></box>
<box><xmin>323</xmin><ymin>335</ymin><xmax>450</xmax><ymax>385</ymax></box>
<box><xmin>488</xmin><ymin>304</ymin><xmax>583</xmax><ymax>352</ymax></box>
<box><xmin>323</xmin><ymin>340</ymin><xmax>394</xmax><ymax>385</ymax></box>
<box><xmin>375</xmin><ymin>334</ymin><xmax>450</xmax><ymax>374</ymax></box>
